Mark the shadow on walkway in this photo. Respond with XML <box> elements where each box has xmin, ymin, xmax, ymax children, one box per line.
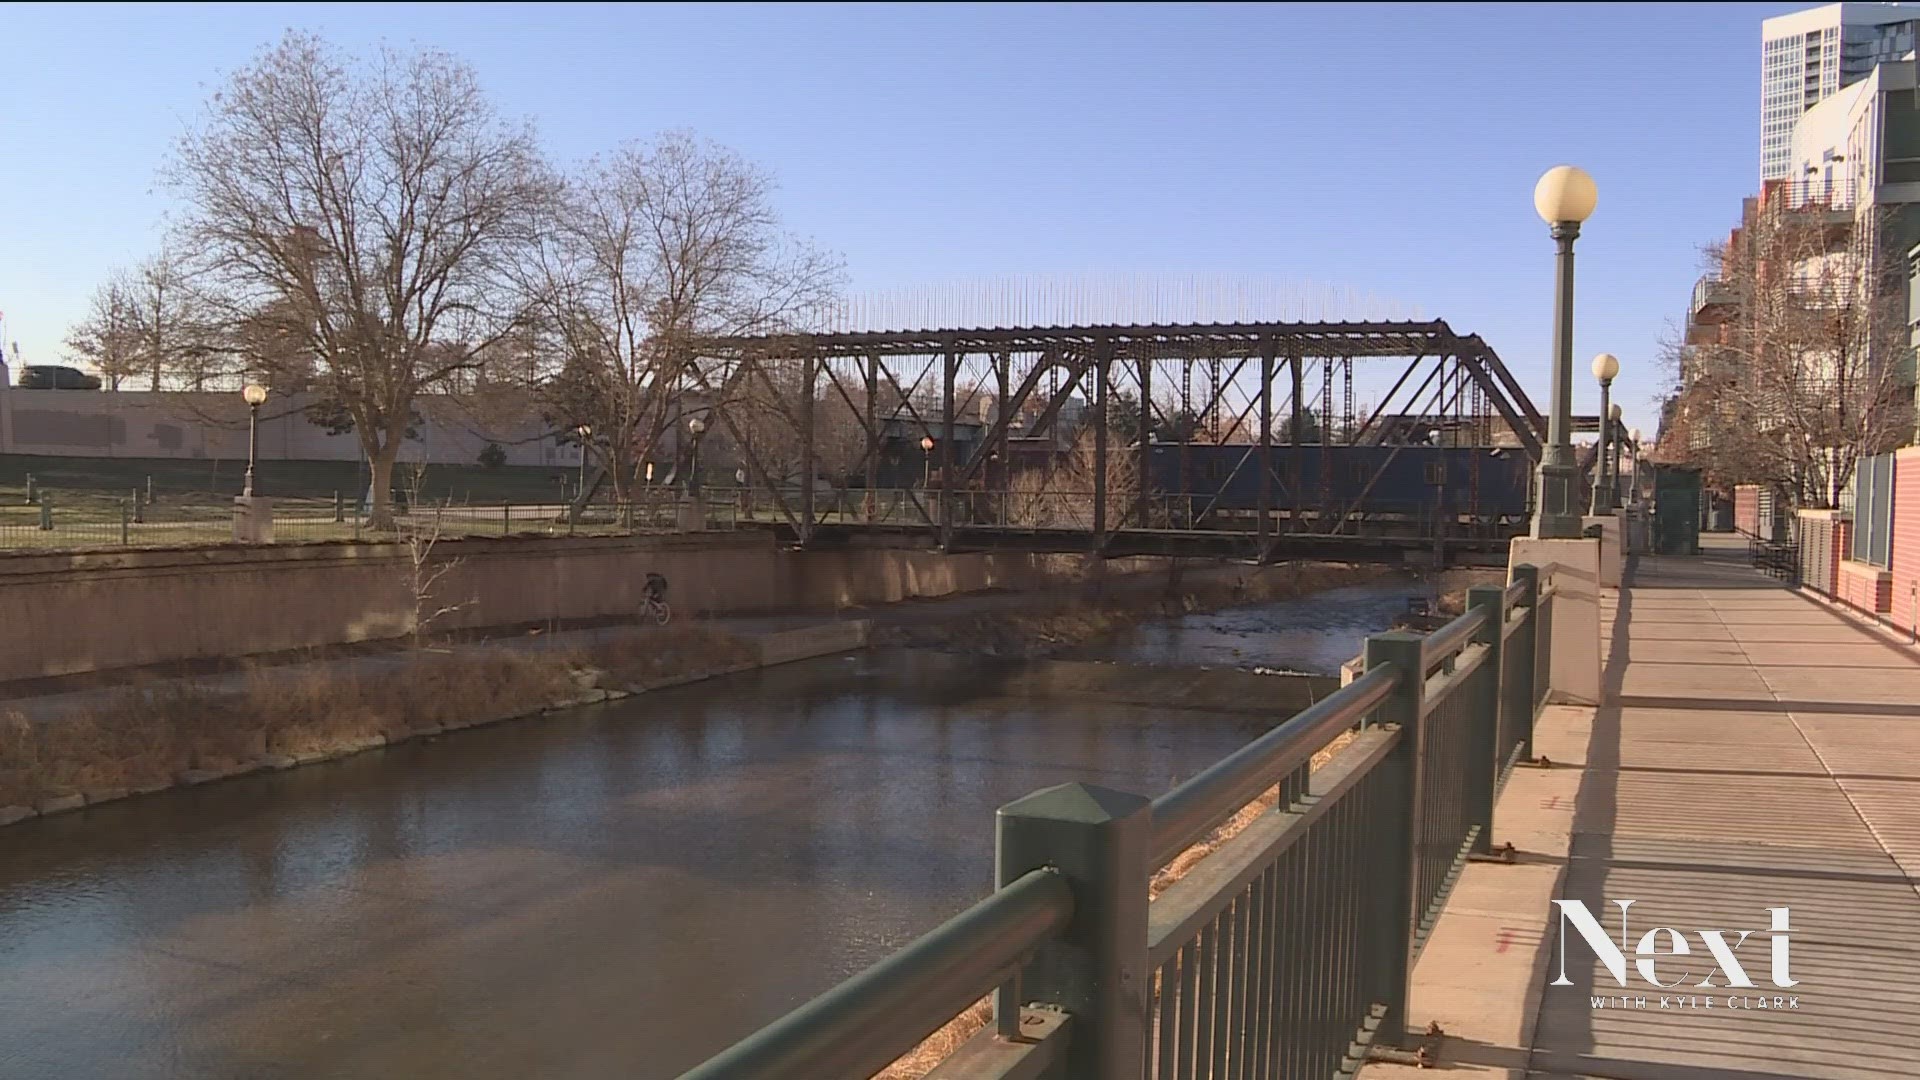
<box><xmin>1528</xmin><ymin>549</ymin><xmax>1920</xmax><ymax>1080</ymax></box>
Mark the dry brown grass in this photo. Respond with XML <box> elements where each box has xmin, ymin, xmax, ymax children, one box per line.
<box><xmin>873</xmin><ymin>725</ymin><xmax>1365</xmax><ymax>1078</ymax></box>
<box><xmin>580</xmin><ymin>624</ymin><xmax>760</xmax><ymax>689</ymax></box>
<box><xmin>0</xmin><ymin>649</ymin><xmax>587</xmax><ymax>807</ymax></box>
<box><xmin>0</xmin><ymin>623</ymin><xmax>764</xmax><ymax>809</ymax></box>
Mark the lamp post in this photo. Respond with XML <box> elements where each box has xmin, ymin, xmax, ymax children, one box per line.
<box><xmin>241</xmin><ymin>383</ymin><xmax>268</xmax><ymax>497</ymax></box>
<box><xmin>1608</xmin><ymin>403</ymin><xmax>1624</xmax><ymax>509</ymax></box>
<box><xmin>575</xmin><ymin>424</ymin><xmax>592</xmax><ymax>495</ymax></box>
<box><xmin>921</xmin><ymin>434</ymin><xmax>935</xmax><ymax>488</ymax></box>
<box><xmin>1589</xmin><ymin>351</ymin><xmax>1619</xmax><ymax>516</ymax></box>
<box><xmin>1532</xmin><ymin>165</ymin><xmax>1598</xmax><ymax>538</ymax></box>
<box><xmin>1629</xmin><ymin>426</ymin><xmax>1645</xmax><ymax>506</ymax></box>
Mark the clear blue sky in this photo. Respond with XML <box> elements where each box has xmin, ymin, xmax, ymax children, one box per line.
<box><xmin>0</xmin><ymin>2</ymin><xmax>1810</xmax><ymax>432</ymax></box>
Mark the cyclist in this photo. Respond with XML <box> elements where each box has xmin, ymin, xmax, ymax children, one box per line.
<box><xmin>640</xmin><ymin>571</ymin><xmax>672</xmax><ymax>625</ymax></box>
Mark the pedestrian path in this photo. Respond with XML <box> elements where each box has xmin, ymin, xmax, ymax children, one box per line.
<box><xmin>1368</xmin><ymin>538</ymin><xmax>1920</xmax><ymax>1080</ymax></box>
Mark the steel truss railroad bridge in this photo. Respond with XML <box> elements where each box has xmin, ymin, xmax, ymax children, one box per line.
<box><xmin>673</xmin><ymin>319</ymin><xmax>1548</xmax><ymax>566</ymax></box>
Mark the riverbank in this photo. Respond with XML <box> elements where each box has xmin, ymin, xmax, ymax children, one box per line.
<box><xmin>871</xmin><ymin>560</ymin><xmax>1396</xmax><ymax>656</ymax></box>
<box><xmin>873</xmin><ymin>562</ymin><xmax>1498</xmax><ymax>661</ymax></box>
<box><xmin>0</xmin><ymin>559</ymin><xmax>1498</xmax><ymax>826</ymax></box>
<box><xmin>0</xmin><ymin>620</ymin><xmax>867</xmax><ymax>821</ymax></box>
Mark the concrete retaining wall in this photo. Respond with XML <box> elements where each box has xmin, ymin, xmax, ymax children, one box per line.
<box><xmin>0</xmin><ymin>533</ymin><xmax>1134</xmax><ymax>683</ymax></box>
<box><xmin>756</xmin><ymin>621</ymin><xmax>872</xmax><ymax>667</ymax></box>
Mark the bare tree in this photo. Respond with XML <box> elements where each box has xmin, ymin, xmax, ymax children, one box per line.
<box><xmin>721</xmin><ymin>358</ymin><xmax>870</xmax><ymax>489</ymax></box>
<box><xmin>68</xmin><ymin>252</ymin><xmax>219</xmax><ymax>392</ymax></box>
<box><xmin>518</xmin><ymin>132</ymin><xmax>842</xmax><ymax>505</ymax></box>
<box><xmin>132</xmin><ymin>251</ymin><xmax>222</xmax><ymax>390</ymax></box>
<box><xmin>1007</xmin><ymin>422</ymin><xmax>1140</xmax><ymax>529</ymax></box>
<box><xmin>396</xmin><ymin>464</ymin><xmax>470</xmax><ymax>649</ymax></box>
<box><xmin>168</xmin><ymin>32</ymin><xmax>546</xmax><ymax>528</ymax></box>
<box><xmin>65</xmin><ymin>276</ymin><xmax>145</xmax><ymax>389</ymax></box>
<box><xmin>1669</xmin><ymin>201</ymin><xmax>1913</xmax><ymax>508</ymax></box>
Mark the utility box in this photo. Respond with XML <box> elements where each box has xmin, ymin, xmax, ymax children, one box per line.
<box><xmin>1652</xmin><ymin>465</ymin><xmax>1702</xmax><ymax>556</ymax></box>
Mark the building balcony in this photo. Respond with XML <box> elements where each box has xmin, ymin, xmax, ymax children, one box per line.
<box><xmin>1768</xmin><ymin>177</ymin><xmax>1858</xmax><ymax>218</ymax></box>
<box><xmin>1689</xmin><ymin>275</ymin><xmax>1741</xmax><ymax>328</ymax></box>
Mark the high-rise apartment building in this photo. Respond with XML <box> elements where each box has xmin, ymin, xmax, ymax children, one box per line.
<box><xmin>1762</xmin><ymin>3</ymin><xmax>1920</xmax><ymax>181</ymax></box>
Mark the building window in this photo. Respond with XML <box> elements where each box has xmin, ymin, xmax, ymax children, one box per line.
<box><xmin>1853</xmin><ymin>452</ymin><xmax>1894</xmax><ymax>568</ymax></box>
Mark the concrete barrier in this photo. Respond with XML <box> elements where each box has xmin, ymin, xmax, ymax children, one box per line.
<box><xmin>757</xmin><ymin>621</ymin><xmax>872</xmax><ymax>667</ymax></box>
<box><xmin>0</xmin><ymin>533</ymin><xmax>1169</xmax><ymax>683</ymax></box>
<box><xmin>1508</xmin><ymin>537</ymin><xmax>1601</xmax><ymax>707</ymax></box>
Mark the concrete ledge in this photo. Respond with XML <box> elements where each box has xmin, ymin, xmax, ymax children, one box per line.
<box><xmin>34</xmin><ymin>793</ymin><xmax>84</xmax><ymax>815</ymax></box>
<box><xmin>1581</xmin><ymin>516</ymin><xmax>1623</xmax><ymax>588</ymax></box>
<box><xmin>756</xmin><ymin>620</ymin><xmax>872</xmax><ymax>667</ymax></box>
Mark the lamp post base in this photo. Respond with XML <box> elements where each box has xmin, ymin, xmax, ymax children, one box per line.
<box><xmin>1589</xmin><ymin>486</ymin><xmax>1615</xmax><ymax>517</ymax></box>
<box><xmin>232</xmin><ymin>495</ymin><xmax>275</xmax><ymax>544</ymax></box>
<box><xmin>1533</xmin><ymin>460</ymin><xmax>1585</xmax><ymax>539</ymax></box>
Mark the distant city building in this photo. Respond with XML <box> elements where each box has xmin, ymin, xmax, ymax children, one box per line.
<box><xmin>1762</xmin><ymin>3</ymin><xmax>1920</xmax><ymax>182</ymax></box>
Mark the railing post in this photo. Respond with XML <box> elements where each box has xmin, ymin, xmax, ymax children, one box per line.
<box><xmin>1466</xmin><ymin>584</ymin><xmax>1505</xmax><ymax>855</ymax></box>
<box><xmin>120</xmin><ymin>498</ymin><xmax>130</xmax><ymax>546</ymax></box>
<box><xmin>1362</xmin><ymin>630</ymin><xmax>1424</xmax><ymax>1047</ymax></box>
<box><xmin>995</xmin><ymin>782</ymin><xmax>1150</xmax><ymax>1078</ymax></box>
<box><xmin>1508</xmin><ymin>565</ymin><xmax>1540</xmax><ymax>758</ymax></box>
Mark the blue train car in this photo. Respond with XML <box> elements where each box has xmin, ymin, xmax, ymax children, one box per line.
<box><xmin>1146</xmin><ymin>444</ymin><xmax>1534</xmax><ymax>523</ymax></box>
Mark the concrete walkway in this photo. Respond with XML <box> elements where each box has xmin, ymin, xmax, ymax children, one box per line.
<box><xmin>1368</xmin><ymin>538</ymin><xmax>1920</xmax><ymax>1080</ymax></box>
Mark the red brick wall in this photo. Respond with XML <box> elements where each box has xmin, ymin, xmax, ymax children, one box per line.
<box><xmin>1832</xmin><ymin>519</ymin><xmax>1852</xmax><ymax>598</ymax></box>
<box><xmin>1838</xmin><ymin>559</ymin><xmax>1894</xmax><ymax>615</ymax></box>
<box><xmin>1734</xmin><ymin>485</ymin><xmax>1761</xmax><ymax>536</ymax></box>
<box><xmin>1889</xmin><ymin>449</ymin><xmax>1920</xmax><ymax>632</ymax></box>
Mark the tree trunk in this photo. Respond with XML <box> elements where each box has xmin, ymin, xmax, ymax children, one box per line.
<box><xmin>607</xmin><ymin>445</ymin><xmax>630</xmax><ymax>504</ymax></box>
<box><xmin>367</xmin><ymin>441</ymin><xmax>400</xmax><ymax>530</ymax></box>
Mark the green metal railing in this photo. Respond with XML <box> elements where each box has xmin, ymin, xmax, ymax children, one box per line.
<box><xmin>0</xmin><ymin>491</ymin><xmax>759</xmax><ymax>552</ymax></box>
<box><xmin>0</xmin><ymin>482</ymin><xmax>1521</xmax><ymax>553</ymax></box>
<box><xmin>682</xmin><ymin>564</ymin><xmax>1552</xmax><ymax>1080</ymax></box>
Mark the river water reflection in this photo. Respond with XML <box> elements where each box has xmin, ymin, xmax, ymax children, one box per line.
<box><xmin>1</xmin><ymin>650</ymin><xmax>1276</xmax><ymax>1079</ymax></box>
<box><xmin>0</xmin><ymin>581</ymin><xmax>1430</xmax><ymax>1078</ymax></box>
<box><xmin>1065</xmin><ymin>577</ymin><xmax>1430</xmax><ymax>674</ymax></box>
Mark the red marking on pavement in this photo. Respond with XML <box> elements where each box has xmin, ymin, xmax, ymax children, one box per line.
<box><xmin>1494</xmin><ymin>926</ymin><xmax>1543</xmax><ymax>954</ymax></box>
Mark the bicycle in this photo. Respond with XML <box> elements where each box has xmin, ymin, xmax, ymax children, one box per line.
<box><xmin>639</xmin><ymin>595</ymin><xmax>672</xmax><ymax>626</ymax></box>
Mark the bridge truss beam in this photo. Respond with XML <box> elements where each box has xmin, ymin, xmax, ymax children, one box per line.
<box><xmin>683</xmin><ymin>320</ymin><xmax>1542</xmax><ymax>558</ymax></box>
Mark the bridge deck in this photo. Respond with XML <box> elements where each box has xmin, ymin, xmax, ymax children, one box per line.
<box><xmin>787</xmin><ymin>521</ymin><xmax>1516</xmax><ymax>565</ymax></box>
<box><xmin>1368</xmin><ymin>536</ymin><xmax>1920</xmax><ymax>1079</ymax></box>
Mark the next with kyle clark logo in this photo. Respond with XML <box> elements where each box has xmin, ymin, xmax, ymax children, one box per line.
<box><xmin>1550</xmin><ymin>899</ymin><xmax>1802</xmax><ymax>1011</ymax></box>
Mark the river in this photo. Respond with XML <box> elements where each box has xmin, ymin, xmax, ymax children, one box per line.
<box><xmin>0</xmin><ymin>578</ymin><xmax>1424</xmax><ymax>1079</ymax></box>
<box><xmin>1061</xmin><ymin>576</ymin><xmax>1432</xmax><ymax>674</ymax></box>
